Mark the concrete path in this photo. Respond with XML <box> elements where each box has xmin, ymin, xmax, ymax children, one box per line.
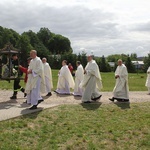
<box><xmin>0</xmin><ymin>90</ymin><xmax>149</xmax><ymax>121</ymax></box>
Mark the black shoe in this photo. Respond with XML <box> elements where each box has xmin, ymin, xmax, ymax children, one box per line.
<box><xmin>10</xmin><ymin>95</ymin><xmax>17</xmax><ymax>99</ymax></box>
<box><xmin>21</xmin><ymin>88</ymin><xmax>25</xmax><ymax>93</ymax></box>
<box><xmin>92</xmin><ymin>95</ymin><xmax>102</xmax><ymax>101</ymax></box>
<box><xmin>46</xmin><ymin>92</ymin><xmax>52</xmax><ymax>96</ymax></box>
<box><xmin>24</xmin><ymin>93</ymin><xmax>27</xmax><ymax>97</ymax></box>
<box><xmin>38</xmin><ymin>99</ymin><xmax>44</xmax><ymax>104</ymax></box>
<box><xmin>29</xmin><ymin>105</ymin><xmax>37</xmax><ymax>110</ymax></box>
<box><xmin>109</xmin><ymin>98</ymin><xmax>114</xmax><ymax>102</ymax></box>
<box><xmin>118</xmin><ymin>99</ymin><xmax>129</xmax><ymax>102</ymax></box>
<box><xmin>54</xmin><ymin>90</ymin><xmax>59</xmax><ymax>94</ymax></box>
<box><xmin>83</xmin><ymin>101</ymin><xmax>91</xmax><ymax>103</ymax></box>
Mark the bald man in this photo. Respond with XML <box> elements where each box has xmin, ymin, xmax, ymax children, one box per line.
<box><xmin>42</xmin><ymin>58</ymin><xmax>53</xmax><ymax>96</ymax></box>
<box><xmin>80</xmin><ymin>56</ymin><xmax>103</xmax><ymax>103</ymax></box>
<box><xmin>25</xmin><ymin>50</ymin><xmax>45</xmax><ymax>109</ymax></box>
<box><xmin>109</xmin><ymin>59</ymin><xmax>129</xmax><ymax>102</ymax></box>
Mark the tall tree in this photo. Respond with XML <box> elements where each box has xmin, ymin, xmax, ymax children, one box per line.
<box><xmin>100</xmin><ymin>55</ymin><xmax>111</xmax><ymax>72</ymax></box>
<box><xmin>144</xmin><ymin>53</ymin><xmax>150</xmax><ymax>72</ymax></box>
<box><xmin>48</xmin><ymin>34</ymin><xmax>72</xmax><ymax>54</ymax></box>
<box><xmin>107</xmin><ymin>54</ymin><xmax>128</xmax><ymax>62</ymax></box>
<box><xmin>0</xmin><ymin>26</ymin><xmax>20</xmax><ymax>48</ymax></box>
<box><xmin>80</xmin><ymin>51</ymin><xmax>87</xmax><ymax>68</ymax></box>
<box><xmin>125</xmin><ymin>56</ymin><xmax>136</xmax><ymax>73</ymax></box>
<box><xmin>17</xmin><ymin>34</ymin><xmax>33</xmax><ymax>66</ymax></box>
<box><xmin>37</xmin><ymin>27</ymin><xmax>51</xmax><ymax>48</ymax></box>
<box><xmin>130</xmin><ymin>53</ymin><xmax>137</xmax><ymax>61</ymax></box>
<box><xmin>22</xmin><ymin>30</ymin><xmax>49</xmax><ymax>57</ymax></box>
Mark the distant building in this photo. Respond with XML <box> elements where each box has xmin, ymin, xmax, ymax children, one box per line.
<box><xmin>132</xmin><ymin>61</ymin><xmax>144</xmax><ymax>69</ymax></box>
<box><xmin>108</xmin><ymin>62</ymin><xmax>115</xmax><ymax>68</ymax></box>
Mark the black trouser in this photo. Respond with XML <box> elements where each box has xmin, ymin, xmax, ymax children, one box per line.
<box><xmin>13</xmin><ymin>78</ymin><xmax>24</xmax><ymax>96</ymax></box>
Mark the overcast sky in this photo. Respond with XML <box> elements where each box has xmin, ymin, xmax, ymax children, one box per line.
<box><xmin>0</xmin><ymin>0</ymin><xmax>150</xmax><ymax>56</ymax></box>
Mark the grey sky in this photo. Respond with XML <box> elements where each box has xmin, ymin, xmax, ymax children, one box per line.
<box><xmin>0</xmin><ymin>0</ymin><xmax>150</xmax><ymax>56</ymax></box>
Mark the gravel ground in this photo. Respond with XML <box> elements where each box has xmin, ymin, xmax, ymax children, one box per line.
<box><xmin>0</xmin><ymin>90</ymin><xmax>149</xmax><ymax>121</ymax></box>
<box><xmin>0</xmin><ymin>90</ymin><xmax>149</xmax><ymax>105</ymax></box>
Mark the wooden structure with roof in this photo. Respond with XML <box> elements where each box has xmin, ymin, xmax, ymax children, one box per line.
<box><xmin>0</xmin><ymin>44</ymin><xmax>21</xmax><ymax>81</ymax></box>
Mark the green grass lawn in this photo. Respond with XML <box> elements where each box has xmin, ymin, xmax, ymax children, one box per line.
<box><xmin>0</xmin><ymin>103</ymin><xmax>149</xmax><ymax>150</ymax></box>
<box><xmin>0</xmin><ymin>70</ymin><xmax>147</xmax><ymax>91</ymax></box>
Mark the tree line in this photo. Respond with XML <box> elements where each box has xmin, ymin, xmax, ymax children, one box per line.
<box><xmin>0</xmin><ymin>26</ymin><xmax>72</xmax><ymax>66</ymax></box>
<box><xmin>48</xmin><ymin>52</ymin><xmax>150</xmax><ymax>73</ymax></box>
<box><xmin>0</xmin><ymin>26</ymin><xmax>150</xmax><ymax>73</ymax></box>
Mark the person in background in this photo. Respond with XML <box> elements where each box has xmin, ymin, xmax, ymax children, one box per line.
<box><xmin>19</xmin><ymin>57</ymin><xmax>32</xmax><ymax>99</ymax></box>
<box><xmin>145</xmin><ymin>66</ymin><xmax>150</xmax><ymax>95</ymax></box>
<box><xmin>109</xmin><ymin>59</ymin><xmax>129</xmax><ymax>102</ymax></box>
<box><xmin>42</xmin><ymin>58</ymin><xmax>53</xmax><ymax>96</ymax></box>
<box><xmin>73</xmin><ymin>61</ymin><xmax>84</xmax><ymax>96</ymax></box>
<box><xmin>10</xmin><ymin>54</ymin><xmax>25</xmax><ymax>99</ymax></box>
<box><xmin>68</xmin><ymin>63</ymin><xmax>74</xmax><ymax>76</ymax></box>
<box><xmin>19</xmin><ymin>57</ymin><xmax>32</xmax><ymax>84</ymax></box>
<box><xmin>80</xmin><ymin>55</ymin><xmax>102</xmax><ymax>103</ymax></box>
<box><xmin>55</xmin><ymin>60</ymin><xmax>75</xmax><ymax>94</ymax></box>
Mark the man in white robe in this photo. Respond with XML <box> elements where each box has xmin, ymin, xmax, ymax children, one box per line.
<box><xmin>145</xmin><ymin>66</ymin><xmax>150</xmax><ymax>95</ymax></box>
<box><xmin>42</xmin><ymin>58</ymin><xmax>53</xmax><ymax>96</ymax></box>
<box><xmin>109</xmin><ymin>59</ymin><xmax>129</xmax><ymax>102</ymax></box>
<box><xmin>80</xmin><ymin>56</ymin><xmax>102</xmax><ymax>103</ymax></box>
<box><xmin>55</xmin><ymin>60</ymin><xmax>75</xmax><ymax>94</ymax></box>
<box><xmin>25</xmin><ymin>50</ymin><xmax>45</xmax><ymax>109</ymax></box>
<box><xmin>73</xmin><ymin>61</ymin><xmax>84</xmax><ymax>96</ymax></box>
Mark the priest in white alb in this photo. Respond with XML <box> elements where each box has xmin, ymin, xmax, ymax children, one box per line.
<box><xmin>55</xmin><ymin>60</ymin><xmax>75</xmax><ymax>94</ymax></box>
<box><xmin>25</xmin><ymin>50</ymin><xmax>45</xmax><ymax>109</ymax></box>
<box><xmin>42</xmin><ymin>58</ymin><xmax>53</xmax><ymax>96</ymax></box>
<box><xmin>73</xmin><ymin>61</ymin><xmax>84</xmax><ymax>96</ymax></box>
<box><xmin>80</xmin><ymin>56</ymin><xmax>102</xmax><ymax>103</ymax></box>
<box><xmin>145</xmin><ymin>66</ymin><xmax>150</xmax><ymax>95</ymax></box>
<box><xmin>109</xmin><ymin>59</ymin><xmax>129</xmax><ymax>102</ymax></box>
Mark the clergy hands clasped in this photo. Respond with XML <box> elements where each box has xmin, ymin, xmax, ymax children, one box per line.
<box><xmin>115</xmin><ymin>75</ymin><xmax>120</xmax><ymax>79</ymax></box>
<box><xmin>28</xmin><ymin>69</ymin><xmax>32</xmax><ymax>74</ymax></box>
<box><xmin>84</xmin><ymin>70</ymin><xmax>87</xmax><ymax>74</ymax></box>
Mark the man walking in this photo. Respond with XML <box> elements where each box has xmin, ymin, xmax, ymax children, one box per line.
<box><xmin>10</xmin><ymin>54</ymin><xmax>25</xmax><ymax>99</ymax></box>
<box><xmin>80</xmin><ymin>55</ymin><xmax>102</xmax><ymax>103</ymax></box>
<box><xmin>73</xmin><ymin>61</ymin><xmax>84</xmax><ymax>96</ymax></box>
<box><xmin>25</xmin><ymin>50</ymin><xmax>45</xmax><ymax>109</ymax></box>
<box><xmin>42</xmin><ymin>58</ymin><xmax>53</xmax><ymax>96</ymax></box>
<box><xmin>109</xmin><ymin>59</ymin><xmax>129</xmax><ymax>102</ymax></box>
<box><xmin>55</xmin><ymin>60</ymin><xmax>74</xmax><ymax>94</ymax></box>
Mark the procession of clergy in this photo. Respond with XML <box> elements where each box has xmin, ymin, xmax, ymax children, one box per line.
<box><xmin>24</xmin><ymin>50</ymin><xmax>150</xmax><ymax>110</ymax></box>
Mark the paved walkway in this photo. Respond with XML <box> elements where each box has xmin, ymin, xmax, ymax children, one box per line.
<box><xmin>0</xmin><ymin>90</ymin><xmax>149</xmax><ymax>121</ymax></box>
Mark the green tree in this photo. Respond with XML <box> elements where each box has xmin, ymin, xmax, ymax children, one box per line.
<box><xmin>107</xmin><ymin>54</ymin><xmax>128</xmax><ymax>62</ymax></box>
<box><xmin>0</xmin><ymin>26</ymin><xmax>73</xmax><ymax>63</ymax></box>
<box><xmin>100</xmin><ymin>55</ymin><xmax>111</xmax><ymax>72</ymax></box>
<box><xmin>22</xmin><ymin>30</ymin><xmax>49</xmax><ymax>57</ymax></box>
<box><xmin>80</xmin><ymin>51</ymin><xmax>87</xmax><ymax>68</ymax></box>
<box><xmin>37</xmin><ymin>27</ymin><xmax>51</xmax><ymax>48</ymax></box>
<box><xmin>17</xmin><ymin>34</ymin><xmax>33</xmax><ymax>66</ymax></box>
<box><xmin>130</xmin><ymin>53</ymin><xmax>137</xmax><ymax>61</ymax></box>
<box><xmin>144</xmin><ymin>53</ymin><xmax>150</xmax><ymax>72</ymax></box>
<box><xmin>0</xmin><ymin>26</ymin><xmax>20</xmax><ymax>48</ymax></box>
<box><xmin>125</xmin><ymin>56</ymin><xmax>136</xmax><ymax>73</ymax></box>
<box><xmin>48</xmin><ymin>34</ymin><xmax>72</xmax><ymax>54</ymax></box>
